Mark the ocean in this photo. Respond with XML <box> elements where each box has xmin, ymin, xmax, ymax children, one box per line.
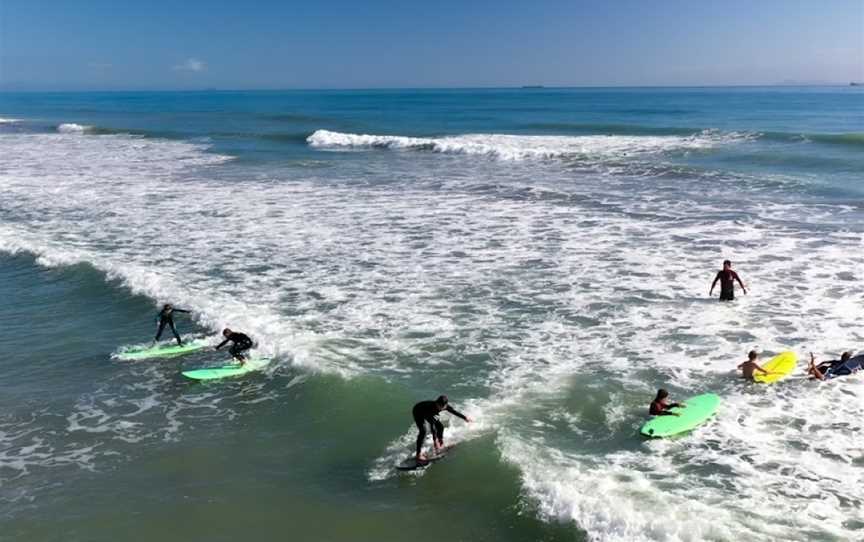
<box><xmin>1</xmin><ymin>87</ymin><xmax>862</xmax><ymax>541</ymax></box>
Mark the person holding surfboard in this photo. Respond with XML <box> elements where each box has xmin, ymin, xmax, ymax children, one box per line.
<box><xmin>215</xmin><ymin>328</ymin><xmax>254</xmax><ymax>364</ymax></box>
<box><xmin>154</xmin><ymin>304</ymin><xmax>191</xmax><ymax>346</ymax></box>
<box><xmin>649</xmin><ymin>389</ymin><xmax>685</xmax><ymax>417</ymax></box>
<box><xmin>737</xmin><ymin>350</ymin><xmax>775</xmax><ymax>380</ymax></box>
<box><xmin>807</xmin><ymin>351</ymin><xmax>853</xmax><ymax>380</ymax></box>
<box><xmin>412</xmin><ymin>395</ymin><xmax>471</xmax><ymax>464</ymax></box>
<box><xmin>709</xmin><ymin>260</ymin><xmax>747</xmax><ymax>301</ymax></box>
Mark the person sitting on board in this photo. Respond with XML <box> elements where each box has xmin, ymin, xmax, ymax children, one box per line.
<box><xmin>412</xmin><ymin>395</ymin><xmax>471</xmax><ymax>464</ymax></box>
<box><xmin>154</xmin><ymin>303</ymin><xmax>191</xmax><ymax>346</ymax></box>
<box><xmin>215</xmin><ymin>328</ymin><xmax>254</xmax><ymax>364</ymax></box>
<box><xmin>737</xmin><ymin>350</ymin><xmax>776</xmax><ymax>380</ymax></box>
<box><xmin>807</xmin><ymin>351</ymin><xmax>852</xmax><ymax>380</ymax></box>
<box><xmin>709</xmin><ymin>260</ymin><xmax>747</xmax><ymax>301</ymax></box>
<box><xmin>649</xmin><ymin>389</ymin><xmax>685</xmax><ymax>417</ymax></box>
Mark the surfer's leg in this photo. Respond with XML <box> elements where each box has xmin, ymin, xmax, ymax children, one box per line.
<box><xmin>154</xmin><ymin>320</ymin><xmax>167</xmax><ymax>341</ymax></box>
<box><xmin>169</xmin><ymin>321</ymin><xmax>182</xmax><ymax>345</ymax></box>
<box><xmin>432</xmin><ymin>418</ymin><xmax>445</xmax><ymax>448</ymax></box>
<box><xmin>414</xmin><ymin>417</ymin><xmax>427</xmax><ymax>459</ymax></box>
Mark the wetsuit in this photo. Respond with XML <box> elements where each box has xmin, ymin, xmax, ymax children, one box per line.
<box><xmin>713</xmin><ymin>269</ymin><xmax>743</xmax><ymax>301</ymax></box>
<box><xmin>215</xmin><ymin>332</ymin><xmax>254</xmax><ymax>360</ymax></box>
<box><xmin>412</xmin><ymin>400</ymin><xmax>468</xmax><ymax>458</ymax></box>
<box><xmin>154</xmin><ymin>307</ymin><xmax>190</xmax><ymax>345</ymax></box>
<box><xmin>649</xmin><ymin>400</ymin><xmax>680</xmax><ymax>416</ymax></box>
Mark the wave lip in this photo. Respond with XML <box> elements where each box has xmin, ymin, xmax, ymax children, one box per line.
<box><xmin>307</xmin><ymin>129</ymin><xmax>753</xmax><ymax>161</ymax></box>
<box><xmin>0</xmin><ymin>117</ymin><xmax>22</xmax><ymax>124</ymax></box>
<box><xmin>57</xmin><ymin>123</ymin><xmax>93</xmax><ymax>134</ymax></box>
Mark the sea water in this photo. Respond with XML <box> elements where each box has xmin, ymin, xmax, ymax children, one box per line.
<box><xmin>1</xmin><ymin>87</ymin><xmax>863</xmax><ymax>541</ymax></box>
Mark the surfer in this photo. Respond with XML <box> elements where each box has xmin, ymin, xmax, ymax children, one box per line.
<box><xmin>649</xmin><ymin>389</ymin><xmax>685</xmax><ymax>416</ymax></box>
<box><xmin>215</xmin><ymin>328</ymin><xmax>254</xmax><ymax>364</ymax></box>
<box><xmin>737</xmin><ymin>350</ymin><xmax>775</xmax><ymax>380</ymax></box>
<box><xmin>807</xmin><ymin>351</ymin><xmax>852</xmax><ymax>380</ymax></box>
<box><xmin>154</xmin><ymin>304</ymin><xmax>190</xmax><ymax>346</ymax></box>
<box><xmin>709</xmin><ymin>260</ymin><xmax>747</xmax><ymax>301</ymax></box>
<box><xmin>412</xmin><ymin>395</ymin><xmax>471</xmax><ymax>464</ymax></box>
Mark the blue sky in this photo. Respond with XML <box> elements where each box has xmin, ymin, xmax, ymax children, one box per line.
<box><xmin>1</xmin><ymin>0</ymin><xmax>861</xmax><ymax>90</ymax></box>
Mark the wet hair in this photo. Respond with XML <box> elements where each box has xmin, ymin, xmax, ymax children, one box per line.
<box><xmin>435</xmin><ymin>395</ymin><xmax>449</xmax><ymax>407</ymax></box>
<box><xmin>654</xmin><ymin>389</ymin><xmax>669</xmax><ymax>401</ymax></box>
<box><xmin>723</xmin><ymin>260</ymin><xmax>732</xmax><ymax>267</ymax></box>
<box><xmin>163</xmin><ymin>303</ymin><xmax>172</xmax><ymax>310</ymax></box>
<box><xmin>841</xmin><ymin>352</ymin><xmax>852</xmax><ymax>361</ymax></box>
<box><xmin>222</xmin><ymin>328</ymin><xmax>232</xmax><ymax>336</ymax></box>
<box><xmin>748</xmin><ymin>350</ymin><xmax>758</xmax><ymax>361</ymax></box>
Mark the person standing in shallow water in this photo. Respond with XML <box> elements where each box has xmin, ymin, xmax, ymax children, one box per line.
<box><xmin>710</xmin><ymin>259</ymin><xmax>747</xmax><ymax>301</ymax></box>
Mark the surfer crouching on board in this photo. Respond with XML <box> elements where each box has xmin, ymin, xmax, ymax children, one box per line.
<box><xmin>807</xmin><ymin>351</ymin><xmax>852</xmax><ymax>380</ymax></box>
<box><xmin>649</xmin><ymin>389</ymin><xmax>685</xmax><ymax>416</ymax></box>
<box><xmin>215</xmin><ymin>328</ymin><xmax>254</xmax><ymax>364</ymax></box>
<box><xmin>709</xmin><ymin>260</ymin><xmax>747</xmax><ymax>301</ymax></box>
<box><xmin>412</xmin><ymin>395</ymin><xmax>471</xmax><ymax>464</ymax></box>
<box><xmin>154</xmin><ymin>304</ymin><xmax>190</xmax><ymax>346</ymax></box>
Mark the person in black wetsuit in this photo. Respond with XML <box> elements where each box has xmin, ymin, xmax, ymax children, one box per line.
<box><xmin>412</xmin><ymin>395</ymin><xmax>471</xmax><ymax>463</ymax></box>
<box><xmin>709</xmin><ymin>260</ymin><xmax>747</xmax><ymax>301</ymax></box>
<box><xmin>807</xmin><ymin>351</ymin><xmax>852</xmax><ymax>380</ymax></box>
<box><xmin>154</xmin><ymin>304</ymin><xmax>190</xmax><ymax>346</ymax></box>
<box><xmin>215</xmin><ymin>328</ymin><xmax>254</xmax><ymax>364</ymax></box>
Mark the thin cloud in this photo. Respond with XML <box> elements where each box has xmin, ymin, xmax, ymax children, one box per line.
<box><xmin>173</xmin><ymin>58</ymin><xmax>206</xmax><ymax>73</ymax></box>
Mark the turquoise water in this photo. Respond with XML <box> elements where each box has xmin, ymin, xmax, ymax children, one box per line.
<box><xmin>1</xmin><ymin>87</ymin><xmax>863</xmax><ymax>541</ymax></box>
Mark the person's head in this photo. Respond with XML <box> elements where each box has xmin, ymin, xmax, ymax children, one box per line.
<box><xmin>841</xmin><ymin>351</ymin><xmax>852</xmax><ymax>362</ymax></box>
<box><xmin>222</xmin><ymin>328</ymin><xmax>232</xmax><ymax>337</ymax></box>
<box><xmin>435</xmin><ymin>395</ymin><xmax>449</xmax><ymax>410</ymax></box>
<box><xmin>748</xmin><ymin>350</ymin><xmax>758</xmax><ymax>361</ymax></box>
<box><xmin>654</xmin><ymin>389</ymin><xmax>669</xmax><ymax>401</ymax></box>
<box><xmin>723</xmin><ymin>260</ymin><xmax>732</xmax><ymax>270</ymax></box>
<box><xmin>163</xmin><ymin>303</ymin><xmax>172</xmax><ymax>311</ymax></box>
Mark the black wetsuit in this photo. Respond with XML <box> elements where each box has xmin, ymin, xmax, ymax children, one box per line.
<box><xmin>154</xmin><ymin>307</ymin><xmax>190</xmax><ymax>345</ymax></box>
<box><xmin>215</xmin><ymin>332</ymin><xmax>254</xmax><ymax>360</ymax></box>
<box><xmin>714</xmin><ymin>269</ymin><xmax>742</xmax><ymax>301</ymax></box>
<box><xmin>412</xmin><ymin>400</ymin><xmax>468</xmax><ymax>458</ymax></box>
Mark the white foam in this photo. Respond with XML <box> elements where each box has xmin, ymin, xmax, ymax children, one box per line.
<box><xmin>0</xmin><ymin>117</ymin><xmax>21</xmax><ymax>124</ymax></box>
<box><xmin>308</xmin><ymin>129</ymin><xmax>753</xmax><ymax>161</ymax></box>
<box><xmin>56</xmin><ymin>123</ymin><xmax>92</xmax><ymax>133</ymax></box>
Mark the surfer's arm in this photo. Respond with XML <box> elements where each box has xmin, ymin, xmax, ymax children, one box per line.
<box><xmin>733</xmin><ymin>272</ymin><xmax>747</xmax><ymax>294</ymax></box>
<box><xmin>709</xmin><ymin>272</ymin><xmax>721</xmax><ymax>294</ymax></box>
<box><xmin>174</xmin><ymin>308</ymin><xmax>191</xmax><ymax>313</ymax></box>
<box><xmin>445</xmin><ymin>405</ymin><xmax>470</xmax><ymax>422</ymax></box>
<box><xmin>215</xmin><ymin>338</ymin><xmax>229</xmax><ymax>350</ymax></box>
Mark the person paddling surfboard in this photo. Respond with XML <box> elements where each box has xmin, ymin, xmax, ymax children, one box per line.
<box><xmin>215</xmin><ymin>328</ymin><xmax>254</xmax><ymax>364</ymax></box>
<box><xmin>807</xmin><ymin>351</ymin><xmax>853</xmax><ymax>380</ymax></box>
<box><xmin>412</xmin><ymin>395</ymin><xmax>471</xmax><ymax>464</ymax></box>
<box><xmin>154</xmin><ymin>304</ymin><xmax>190</xmax><ymax>346</ymax></box>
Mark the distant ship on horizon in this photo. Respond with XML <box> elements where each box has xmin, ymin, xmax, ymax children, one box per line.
<box><xmin>851</xmin><ymin>82</ymin><xmax>862</xmax><ymax>86</ymax></box>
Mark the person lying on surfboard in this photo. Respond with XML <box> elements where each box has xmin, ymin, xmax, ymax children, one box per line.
<box><xmin>154</xmin><ymin>304</ymin><xmax>191</xmax><ymax>346</ymax></box>
<box><xmin>215</xmin><ymin>328</ymin><xmax>254</xmax><ymax>364</ymax></box>
<box><xmin>412</xmin><ymin>395</ymin><xmax>471</xmax><ymax>464</ymax></box>
<box><xmin>807</xmin><ymin>351</ymin><xmax>852</xmax><ymax>380</ymax></box>
<box><xmin>649</xmin><ymin>389</ymin><xmax>685</xmax><ymax>417</ymax></box>
<box><xmin>709</xmin><ymin>260</ymin><xmax>747</xmax><ymax>301</ymax></box>
<box><xmin>737</xmin><ymin>350</ymin><xmax>777</xmax><ymax>380</ymax></box>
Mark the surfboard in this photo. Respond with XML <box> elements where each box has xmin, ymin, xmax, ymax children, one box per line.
<box><xmin>825</xmin><ymin>354</ymin><xmax>864</xmax><ymax>379</ymax></box>
<box><xmin>640</xmin><ymin>393</ymin><xmax>720</xmax><ymax>438</ymax></box>
<box><xmin>115</xmin><ymin>339</ymin><xmax>208</xmax><ymax>361</ymax></box>
<box><xmin>181</xmin><ymin>357</ymin><xmax>271</xmax><ymax>381</ymax></box>
<box><xmin>396</xmin><ymin>445</ymin><xmax>454</xmax><ymax>471</ymax></box>
<box><xmin>753</xmin><ymin>351</ymin><xmax>797</xmax><ymax>383</ymax></box>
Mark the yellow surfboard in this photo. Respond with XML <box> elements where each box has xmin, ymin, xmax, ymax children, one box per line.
<box><xmin>753</xmin><ymin>351</ymin><xmax>797</xmax><ymax>383</ymax></box>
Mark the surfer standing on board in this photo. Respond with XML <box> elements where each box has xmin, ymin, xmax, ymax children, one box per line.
<box><xmin>154</xmin><ymin>304</ymin><xmax>190</xmax><ymax>346</ymax></box>
<box><xmin>412</xmin><ymin>395</ymin><xmax>471</xmax><ymax>464</ymax></box>
<box><xmin>215</xmin><ymin>328</ymin><xmax>254</xmax><ymax>364</ymax></box>
<box><xmin>709</xmin><ymin>260</ymin><xmax>747</xmax><ymax>301</ymax></box>
<box><xmin>649</xmin><ymin>389</ymin><xmax>685</xmax><ymax>416</ymax></box>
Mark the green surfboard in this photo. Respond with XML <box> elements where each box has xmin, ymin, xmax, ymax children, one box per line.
<box><xmin>116</xmin><ymin>339</ymin><xmax>208</xmax><ymax>361</ymax></box>
<box><xmin>640</xmin><ymin>393</ymin><xmax>720</xmax><ymax>438</ymax></box>
<box><xmin>182</xmin><ymin>357</ymin><xmax>272</xmax><ymax>381</ymax></box>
